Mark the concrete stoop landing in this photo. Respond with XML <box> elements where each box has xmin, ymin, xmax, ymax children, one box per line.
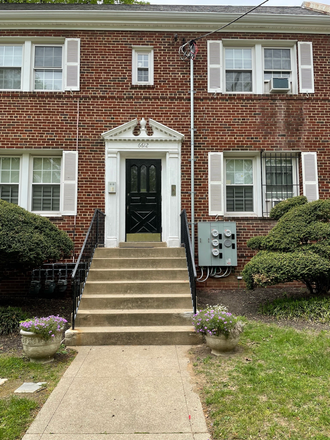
<box><xmin>65</xmin><ymin>244</ymin><xmax>201</xmax><ymax>346</ymax></box>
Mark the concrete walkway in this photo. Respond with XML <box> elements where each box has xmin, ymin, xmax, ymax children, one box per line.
<box><xmin>23</xmin><ymin>346</ymin><xmax>211</xmax><ymax>440</ymax></box>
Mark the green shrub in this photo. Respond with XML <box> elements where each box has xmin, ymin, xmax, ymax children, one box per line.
<box><xmin>0</xmin><ymin>200</ymin><xmax>73</xmax><ymax>275</ymax></box>
<box><xmin>269</xmin><ymin>195</ymin><xmax>308</xmax><ymax>220</ymax></box>
<box><xmin>246</xmin><ymin>236</ymin><xmax>265</xmax><ymax>250</ymax></box>
<box><xmin>0</xmin><ymin>306</ymin><xmax>29</xmax><ymax>335</ymax></box>
<box><xmin>242</xmin><ymin>199</ymin><xmax>330</xmax><ymax>294</ymax></box>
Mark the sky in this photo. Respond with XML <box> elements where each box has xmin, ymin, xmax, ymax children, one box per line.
<box><xmin>148</xmin><ymin>0</ymin><xmax>330</xmax><ymax>6</ymax></box>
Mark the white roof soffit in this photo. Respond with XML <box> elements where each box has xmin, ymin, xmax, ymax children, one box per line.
<box><xmin>1</xmin><ymin>10</ymin><xmax>330</xmax><ymax>34</ymax></box>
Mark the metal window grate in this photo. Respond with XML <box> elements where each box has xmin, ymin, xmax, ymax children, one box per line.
<box><xmin>261</xmin><ymin>151</ymin><xmax>300</xmax><ymax>217</ymax></box>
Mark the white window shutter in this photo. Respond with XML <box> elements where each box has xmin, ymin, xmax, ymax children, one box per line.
<box><xmin>62</xmin><ymin>151</ymin><xmax>78</xmax><ymax>215</ymax></box>
<box><xmin>298</xmin><ymin>42</ymin><xmax>314</xmax><ymax>93</ymax></box>
<box><xmin>209</xmin><ymin>152</ymin><xmax>224</xmax><ymax>215</ymax></box>
<box><xmin>302</xmin><ymin>152</ymin><xmax>318</xmax><ymax>202</ymax></box>
<box><xmin>208</xmin><ymin>41</ymin><xmax>222</xmax><ymax>93</ymax></box>
<box><xmin>65</xmin><ymin>38</ymin><xmax>80</xmax><ymax>91</ymax></box>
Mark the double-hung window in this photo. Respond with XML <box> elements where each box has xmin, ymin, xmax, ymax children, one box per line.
<box><xmin>226</xmin><ymin>159</ymin><xmax>254</xmax><ymax>212</ymax></box>
<box><xmin>225</xmin><ymin>48</ymin><xmax>253</xmax><ymax>93</ymax></box>
<box><xmin>132</xmin><ymin>47</ymin><xmax>154</xmax><ymax>85</ymax></box>
<box><xmin>0</xmin><ymin>38</ymin><xmax>80</xmax><ymax>92</ymax></box>
<box><xmin>0</xmin><ymin>157</ymin><xmax>20</xmax><ymax>204</ymax></box>
<box><xmin>209</xmin><ymin>151</ymin><xmax>318</xmax><ymax>217</ymax></box>
<box><xmin>34</xmin><ymin>46</ymin><xmax>63</xmax><ymax>91</ymax></box>
<box><xmin>208</xmin><ymin>40</ymin><xmax>314</xmax><ymax>94</ymax></box>
<box><xmin>32</xmin><ymin>157</ymin><xmax>61</xmax><ymax>211</ymax></box>
<box><xmin>0</xmin><ymin>45</ymin><xmax>22</xmax><ymax>90</ymax></box>
<box><xmin>0</xmin><ymin>151</ymin><xmax>78</xmax><ymax>216</ymax></box>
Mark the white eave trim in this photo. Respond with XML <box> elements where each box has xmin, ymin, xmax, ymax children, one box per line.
<box><xmin>1</xmin><ymin>11</ymin><xmax>330</xmax><ymax>34</ymax></box>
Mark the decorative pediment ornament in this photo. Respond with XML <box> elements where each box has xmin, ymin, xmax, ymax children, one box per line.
<box><xmin>101</xmin><ymin>118</ymin><xmax>184</xmax><ymax>142</ymax></box>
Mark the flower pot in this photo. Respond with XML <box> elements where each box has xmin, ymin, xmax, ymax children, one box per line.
<box><xmin>20</xmin><ymin>330</ymin><xmax>63</xmax><ymax>363</ymax></box>
<box><xmin>205</xmin><ymin>334</ymin><xmax>240</xmax><ymax>356</ymax></box>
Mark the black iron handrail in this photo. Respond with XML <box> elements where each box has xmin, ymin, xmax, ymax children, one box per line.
<box><xmin>71</xmin><ymin>209</ymin><xmax>105</xmax><ymax>329</ymax></box>
<box><xmin>180</xmin><ymin>209</ymin><xmax>197</xmax><ymax>314</ymax></box>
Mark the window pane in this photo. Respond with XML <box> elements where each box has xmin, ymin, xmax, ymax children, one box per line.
<box><xmin>137</xmin><ymin>54</ymin><xmax>149</xmax><ymax>68</ymax></box>
<box><xmin>35</xmin><ymin>46</ymin><xmax>62</xmax><ymax>68</ymax></box>
<box><xmin>226</xmin><ymin>186</ymin><xmax>253</xmax><ymax>212</ymax></box>
<box><xmin>0</xmin><ymin>46</ymin><xmax>22</xmax><ymax>67</ymax></box>
<box><xmin>226</xmin><ymin>71</ymin><xmax>252</xmax><ymax>92</ymax></box>
<box><xmin>32</xmin><ymin>185</ymin><xmax>60</xmax><ymax>211</ymax></box>
<box><xmin>0</xmin><ymin>185</ymin><xmax>18</xmax><ymax>204</ymax></box>
<box><xmin>137</xmin><ymin>68</ymin><xmax>149</xmax><ymax>82</ymax></box>
<box><xmin>140</xmin><ymin>165</ymin><xmax>147</xmax><ymax>192</ymax></box>
<box><xmin>264</xmin><ymin>49</ymin><xmax>291</xmax><ymax>71</ymax></box>
<box><xmin>226</xmin><ymin>159</ymin><xmax>253</xmax><ymax>185</ymax></box>
<box><xmin>0</xmin><ymin>157</ymin><xmax>20</xmax><ymax>183</ymax></box>
<box><xmin>33</xmin><ymin>157</ymin><xmax>61</xmax><ymax>184</ymax></box>
<box><xmin>35</xmin><ymin>70</ymin><xmax>62</xmax><ymax>91</ymax></box>
<box><xmin>149</xmin><ymin>165</ymin><xmax>156</xmax><ymax>192</ymax></box>
<box><xmin>225</xmin><ymin>48</ymin><xmax>252</xmax><ymax>70</ymax></box>
<box><xmin>131</xmin><ymin>165</ymin><xmax>138</xmax><ymax>192</ymax></box>
<box><xmin>0</xmin><ymin>68</ymin><xmax>21</xmax><ymax>89</ymax></box>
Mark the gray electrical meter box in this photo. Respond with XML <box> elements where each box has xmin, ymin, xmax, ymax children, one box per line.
<box><xmin>198</xmin><ymin>222</ymin><xmax>237</xmax><ymax>267</ymax></box>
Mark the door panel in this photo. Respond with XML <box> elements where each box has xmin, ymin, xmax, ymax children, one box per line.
<box><xmin>126</xmin><ymin>159</ymin><xmax>161</xmax><ymax>240</ymax></box>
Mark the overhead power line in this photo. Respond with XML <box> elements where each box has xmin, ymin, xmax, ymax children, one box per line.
<box><xmin>179</xmin><ymin>0</ymin><xmax>269</xmax><ymax>60</ymax></box>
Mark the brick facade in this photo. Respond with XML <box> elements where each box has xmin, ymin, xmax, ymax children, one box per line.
<box><xmin>1</xmin><ymin>6</ymin><xmax>329</xmax><ymax>293</ymax></box>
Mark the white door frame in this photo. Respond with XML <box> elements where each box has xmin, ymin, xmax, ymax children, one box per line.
<box><xmin>102</xmin><ymin>118</ymin><xmax>184</xmax><ymax>248</ymax></box>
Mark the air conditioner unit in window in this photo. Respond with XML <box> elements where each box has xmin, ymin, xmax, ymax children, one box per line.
<box><xmin>269</xmin><ymin>77</ymin><xmax>290</xmax><ymax>93</ymax></box>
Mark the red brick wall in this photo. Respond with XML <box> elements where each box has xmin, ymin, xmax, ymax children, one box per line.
<box><xmin>1</xmin><ymin>29</ymin><xmax>329</xmax><ymax>291</ymax></box>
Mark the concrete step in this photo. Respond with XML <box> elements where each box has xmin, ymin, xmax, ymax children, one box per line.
<box><xmin>87</xmin><ymin>268</ymin><xmax>189</xmax><ymax>282</ymax></box>
<box><xmin>65</xmin><ymin>326</ymin><xmax>202</xmax><ymax>346</ymax></box>
<box><xmin>79</xmin><ymin>293</ymin><xmax>192</xmax><ymax>309</ymax></box>
<box><xmin>91</xmin><ymin>257</ymin><xmax>187</xmax><ymax>269</ymax></box>
<box><xmin>83</xmin><ymin>280</ymin><xmax>191</xmax><ymax>295</ymax></box>
<box><xmin>119</xmin><ymin>242</ymin><xmax>167</xmax><ymax>248</ymax></box>
<box><xmin>69</xmin><ymin>246</ymin><xmax>196</xmax><ymax>346</ymax></box>
<box><xmin>75</xmin><ymin>309</ymin><xmax>194</xmax><ymax>327</ymax></box>
<box><xmin>94</xmin><ymin>247</ymin><xmax>186</xmax><ymax>259</ymax></box>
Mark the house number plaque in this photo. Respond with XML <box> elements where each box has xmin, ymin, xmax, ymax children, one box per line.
<box><xmin>138</xmin><ymin>142</ymin><xmax>149</xmax><ymax>148</ymax></box>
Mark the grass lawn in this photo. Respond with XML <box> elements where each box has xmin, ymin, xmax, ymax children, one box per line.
<box><xmin>191</xmin><ymin>321</ymin><xmax>330</xmax><ymax>440</ymax></box>
<box><xmin>0</xmin><ymin>346</ymin><xmax>76</xmax><ymax>440</ymax></box>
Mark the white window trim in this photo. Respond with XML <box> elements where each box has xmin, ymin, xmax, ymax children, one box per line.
<box><xmin>0</xmin><ymin>155</ymin><xmax>21</xmax><ymax>204</ymax></box>
<box><xmin>209</xmin><ymin>151</ymin><xmax>319</xmax><ymax>218</ymax></box>
<box><xmin>0</xmin><ymin>44</ymin><xmax>24</xmax><ymax>92</ymax></box>
<box><xmin>208</xmin><ymin>39</ymin><xmax>299</xmax><ymax>95</ymax></box>
<box><xmin>0</xmin><ymin>38</ymin><xmax>80</xmax><ymax>92</ymax></box>
<box><xmin>32</xmin><ymin>43</ymin><xmax>64</xmax><ymax>92</ymax></box>
<box><xmin>29</xmin><ymin>154</ymin><xmax>62</xmax><ymax>216</ymax></box>
<box><xmin>208</xmin><ymin>151</ymin><xmax>262</xmax><ymax>217</ymax></box>
<box><xmin>224</xmin><ymin>154</ymin><xmax>261</xmax><ymax>217</ymax></box>
<box><xmin>132</xmin><ymin>46</ymin><xmax>154</xmax><ymax>86</ymax></box>
<box><xmin>224</xmin><ymin>46</ymin><xmax>255</xmax><ymax>94</ymax></box>
<box><xmin>0</xmin><ymin>150</ymin><xmax>77</xmax><ymax>217</ymax></box>
<box><xmin>262</xmin><ymin>46</ymin><xmax>297</xmax><ymax>94</ymax></box>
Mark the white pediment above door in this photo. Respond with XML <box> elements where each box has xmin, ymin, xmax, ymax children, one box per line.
<box><xmin>101</xmin><ymin>118</ymin><xmax>184</xmax><ymax>143</ymax></box>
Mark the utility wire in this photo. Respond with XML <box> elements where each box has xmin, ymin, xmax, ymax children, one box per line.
<box><xmin>180</xmin><ymin>0</ymin><xmax>269</xmax><ymax>55</ymax></box>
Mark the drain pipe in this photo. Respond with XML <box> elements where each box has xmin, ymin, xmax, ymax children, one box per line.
<box><xmin>190</xmin><ymin>56</ymin><xmax>195</xmax><ymax>256</ymax></box>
